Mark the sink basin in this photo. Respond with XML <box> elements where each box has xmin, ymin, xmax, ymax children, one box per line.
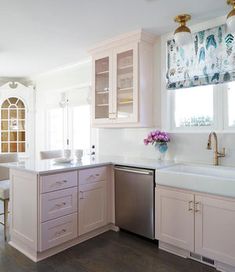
<box><xmin>157</xmin><ymin>164</ymin><xmax>235</xmax><ymax>198</ymax></box>
<box><xmin>161</xmin><ymin>164</ymin><xmax>235</xmax><ymax>180</ymax></box>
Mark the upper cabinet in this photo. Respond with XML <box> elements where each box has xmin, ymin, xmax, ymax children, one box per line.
<box><xmin>89</xmin><ymin>30</ymin><xmax>155</xmax><ymax>128</ymax></box>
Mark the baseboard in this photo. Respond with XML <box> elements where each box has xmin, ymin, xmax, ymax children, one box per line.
<box><xmin>9</xmin><ymin>223</ymin><xmax>116</xmax><ymax>262</ymax></box>
<box><xmin>159</xmin><ymin>241</ymin><xmax>189</xmax><ymax>259</ymax></box>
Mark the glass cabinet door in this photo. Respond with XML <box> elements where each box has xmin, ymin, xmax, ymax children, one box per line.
<box><xmin>94</xmin><ymin>56</ymin><xmax>111</xmax><ymax>120</ymax></box>
<box><xmin>115</xmin><ymin>48</ymin><xmax>136</xmax><ymax>121</ymax></box>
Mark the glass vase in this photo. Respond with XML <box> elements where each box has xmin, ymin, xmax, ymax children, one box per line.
<box><xmin>155</xmin><ymin>143</ymin><xmax>168</xmax><ymax>161</ymax></box>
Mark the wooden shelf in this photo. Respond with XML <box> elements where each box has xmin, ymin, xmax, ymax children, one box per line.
<box><xmin>96</xmin><ymin>71</ymin><xmax>109</xmax><ymax>75</ymax></box>
<box><xmin>118</xmin><ymin>100</ymin><xmax>133</xmax><ymax>105</ymax></box>
<box><xmin>96</xmin><ymin>103</ymin><xmax>109</xmax><ymax>107</ymax></box>
<box><xmin>96</xmin><ymin>91</ymin><xmax>109</xmax><ymax>95</ymax></box>
<box><xmin>118</xmin><ymin>64</ymin><xmax>133</xmax><ymax>70</ymax></box>
<box><xmin>118</xmin><ymin>87</ymin><xmax>133</xmax><ymax>92</ymax></box>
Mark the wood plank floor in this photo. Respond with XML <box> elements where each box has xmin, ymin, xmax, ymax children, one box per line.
<box><xmin>0</xmin><ymin>226</ymin><xmax>216</xmax><ymax>272</ymax></box>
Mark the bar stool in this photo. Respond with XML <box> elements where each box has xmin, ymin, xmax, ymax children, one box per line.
<box><xmin>0</xmin><ymin>154</ymin><xmax>18</xmax><ymax>241</ymax></box>
<box><xmin>0</xmin><ymin>181</ymin><xmax>9</xmax><ymax>240</ymax></box>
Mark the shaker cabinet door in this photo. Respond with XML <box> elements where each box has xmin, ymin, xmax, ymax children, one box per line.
<box><xmin>156</xmin><ymin>187</ymin><xmax>195</xmax><ymax>251</ymax></box>
<box><xmin>79</xmin><ymin>181</ymin><xmax>107</xmax><ymax>235</ymax></box>
<box><xmin>195</xmin><ymin>195</ymin><xmax>235</xmax><ymax>267</ymax></box>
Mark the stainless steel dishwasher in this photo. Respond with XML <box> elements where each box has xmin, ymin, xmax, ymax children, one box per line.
<box><xmin>114</xmin><ymin>165</ymin><xmax>155</xmax><ymax>240</ymax></box>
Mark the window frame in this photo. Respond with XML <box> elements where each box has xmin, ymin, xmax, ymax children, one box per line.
<box><xmin>167</xmin><ymin>83</ymin><xmax>235</xmax><ymax>133</ymax></box>
<box><xmin>46</xmin><ymin>104</ymin><xmax>91</xmax><ymax>154</ymax></box>
<box><xmin>168</xmin><ymin>86</ymin><xmax>217</xmax><ymax>132</ymax></box>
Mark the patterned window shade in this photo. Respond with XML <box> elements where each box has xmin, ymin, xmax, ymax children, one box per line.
<box><xmin>167</xmin><ymin>24</ymin><xmax>235</xmax><ymax>90</ymax></box>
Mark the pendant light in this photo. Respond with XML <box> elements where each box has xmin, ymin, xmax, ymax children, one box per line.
<box><xmin>174</xmin><ymin>14</ymin><xmax>192</xmax><ymax>46</ymax></box>
<box><xmin>227</xmin><ymin>0</ymin><xmax>235</xmax><ymax>32</ymax></box>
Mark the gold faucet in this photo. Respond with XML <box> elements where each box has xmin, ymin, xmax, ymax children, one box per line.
<box><xmin>207</xmin><ymin>132</ymin><xmax>225</xmax><ymax>166</ymax></box>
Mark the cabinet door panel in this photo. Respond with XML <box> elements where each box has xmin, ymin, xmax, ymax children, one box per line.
<box><xmin>113</xmin><ymin>43</ymin><xmax>138</xmax><ymax>124</ymax></box>
<box><xmin>195</xmin><ymin>195</ymin><xmax>235</xmax><ymax>266</ymax></box>
<box><xmin>79</xmin><ymin>181</ymin><xmax>107</xmax><ymax>235</ymax></box>
<box><xmin>156</xmin><ymin>187</ymin><xmax>194</xmax><ymax>251</ymax></box>
<box><xmin>92</xmin><ymin>51</ymin><xmax>113</xmax><ymax>125</ymax></box>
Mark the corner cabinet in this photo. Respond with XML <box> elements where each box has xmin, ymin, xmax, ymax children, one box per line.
<box><xmin>89</xmin><ymin>30</ymin><xmax>155</xmax><ymax>128</ymax></box>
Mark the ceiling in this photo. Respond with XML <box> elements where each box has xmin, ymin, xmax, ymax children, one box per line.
<box><xmin>0</xmin><ymin>0</ymin><xmax>228</xmax><ymax>77</ymax></box>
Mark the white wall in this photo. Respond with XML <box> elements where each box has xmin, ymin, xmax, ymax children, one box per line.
<box><xmin>97</xmin><ymin>15</ymin><xmax>235</xmax><ymax>167</ymax></box>
<box><xmin>34</xmin><ymin>15</ymin><xmax>235</xmax><ymax>167</ymax></box>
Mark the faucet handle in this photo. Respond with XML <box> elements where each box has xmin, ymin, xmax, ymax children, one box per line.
<box><xmin>207</xmin><ymin>141</ymin><xmax>211</xmax><ymax>150</ymax></box>
<box><xmin>221</xmin><ymin>147</ymin><xmax>226</xmax><ymax>156</ymax></box>
<box><xmin>218</xmin><ymin>147</ymin><xmax>226</xmax><ymax>158</ymax></box>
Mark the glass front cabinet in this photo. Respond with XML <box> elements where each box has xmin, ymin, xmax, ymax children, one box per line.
<box><xmin>90</xmin><ymin>30</ymin><xmax>155</xmax><ymax>127</ymax></box>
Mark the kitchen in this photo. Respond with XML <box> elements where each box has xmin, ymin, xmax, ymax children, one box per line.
<box><xmin>0</xmin><ymin>1</ymin><xmax>234</xmax><ymax>272</ymax></box>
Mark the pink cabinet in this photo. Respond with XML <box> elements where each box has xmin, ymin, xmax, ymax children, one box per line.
<box><xmin>40</xmin><ymin>171</ymin><xmax>78</xmax><ymax>193</ymax></box>
<box><xmin>39</xmin><ymin>213</ymin><xmax>77</xmax><ymax>251</ymax></box>
<box><xmin>195</xmin><ymin>195</ymin><xmax>235</xmax><ymax>267</ymax></box>
<box><xmin>40</xmin><ymin>187</ymin><xmax>77</xmax><ymax>222</ymax></box>
<box><xmin>156</xmin><ymin>185</ymin><xmax>235</xmax><ymax>269</ymax></box>
<box><xmin>89</xmin><ymin>30</ymin><xmax>155</xmax><ymax>128</ymax></box>
<box><xmin>156</xmin><ymin>187</ymin><xmax>195</xmax><ymax>251</ymax></box>
<box><xmin>39</xmin><ymin>171</ymin><xmax>78</xmax><ymax>251</ymax></box>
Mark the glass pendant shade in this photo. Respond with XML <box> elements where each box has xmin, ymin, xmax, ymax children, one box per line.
<box><xmin>174</xmin><ymin>29</ymin><xmax>192</xmax><ymax>46</ymax></box>
<box><xmin>174</xmin><ymin>14</ymin><xmax>192</xmax><ymax>46</ymax></box>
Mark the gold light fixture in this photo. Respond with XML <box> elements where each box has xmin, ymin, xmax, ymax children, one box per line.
<box><xmin>174</xmin><ymin>14</ymin><xmax>192</xmax><ymax>46</ymax></box>
<box><xmin>227</xmin><ymin>0</ymin><xmax>235</xmax><ymax>32</ymax></box>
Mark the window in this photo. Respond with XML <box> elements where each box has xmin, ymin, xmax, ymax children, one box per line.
<box><xmin>170</xmin><ymin>85</ymin><xmax>214</xmax><ymax>130</ymax></box>
<box><xmin>1</xmin><ymin>97</ymin><xmax>26</xmax><ymax>153</ymax></box>
<box><xmin>227</xmin><ymin>82</ymin><xmax>235</xmax><ymax>128</ymax></box>
<box><xmin>46</xmin><ymin>105</ymin><xmax>91</xmax><ymax>153</ymax></box>
<box><xmin>168</xmin><ymin>82</ymin><xmax>235</xmax><ymax>131</ymax></box>
<box><xmin>72</xmin><ymin>105</ymin><xmax>90</xmax><ymax>151</ymax></box>
<box><xmin>47</xmin><ymin>108</ymin><xmax>64</xmax><ymax>150</ymax></box>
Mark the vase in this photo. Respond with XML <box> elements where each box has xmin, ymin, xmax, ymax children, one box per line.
<box><xmin>155</xmin><ymin>143</ymin><xmax>168</xmax><ymax>161</ymax></box>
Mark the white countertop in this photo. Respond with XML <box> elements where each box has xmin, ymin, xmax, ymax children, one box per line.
<box><xmin>1</xmin><ymin>155</ymin><xmax>174</xmax><ymax>175</ymax></box>
<box><xmin>4</xmin><ymin>156</ymin><xmax>235</xmax><ymax>199</ymax></box>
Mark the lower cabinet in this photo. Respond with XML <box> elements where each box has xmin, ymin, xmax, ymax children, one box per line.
<box><xmin>79</xmin><ymin>181</ymin><xmax>107</xmax><ymax>235</ymax></box>
<box><xmin>156</xmin><ymin>186</ymin><xmax>235</xmax><ymax>268</ymax></box>
<box><xmin>195</xmin><ymin>195</ymin><xmax>235</xmax><ymax>267</ymax></box>
<box><xmin>40</xmin><ymin>213</ymin><xmax>78</xmax><ymax>251</ymax></box>
<box><xmin>156</xmin><ymin>187</ymin><xmax>194</xmax><ymax>251</ymax></box>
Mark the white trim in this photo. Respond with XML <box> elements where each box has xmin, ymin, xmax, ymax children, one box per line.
<box><xmin>32</xmin><ymin>58</ymin><xmax>92</xmax><ymax>80</ymax></box>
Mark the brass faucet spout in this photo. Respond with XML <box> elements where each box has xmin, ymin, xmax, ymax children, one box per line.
<box><xmin>206</xmin><ymin>132</ymin><xmax>225</xmax><ymax>166</ymax></box>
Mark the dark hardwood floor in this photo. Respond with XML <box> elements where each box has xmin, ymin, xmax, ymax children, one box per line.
<box><xmin>0</xmin><ymin>226</ymin><xmax>216</xmax><ymax>272</ymax></box>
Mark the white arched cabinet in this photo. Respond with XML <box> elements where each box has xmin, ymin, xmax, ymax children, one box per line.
<box><xmin>0</xmin><ymin>82</ymin><xmax>35</xmax><ymax>158</ymax></box>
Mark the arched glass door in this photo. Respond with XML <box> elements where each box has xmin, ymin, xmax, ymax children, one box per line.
<box><xmin>1</xmin><ymin>97</ymin><xmax>26</xmax><ymax>153</ymax></box>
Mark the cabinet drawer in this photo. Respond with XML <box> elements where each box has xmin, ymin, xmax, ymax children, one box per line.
<box><xmin>79</xmin><ymin>167</ymin><xmax>107</xmax><ymax>185</ymax></box>
<box><xmin>40</xmin><ymin>213</ymin><xmax>77</xmax><ymax>251</ymax></box>
<box><xmin>40</xmin><ymin>187</ymin><xmax>77</xmax><ymax>222</ymax></box>
<box><xmin>40</xmin><ymin>171</ymin><xmax>78</xmax><ymax>193</ymax></box>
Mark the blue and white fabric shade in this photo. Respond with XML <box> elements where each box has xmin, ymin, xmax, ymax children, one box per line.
<box><xmin>167</xmin><ymin>24</ymin><xmax>235</xmax><ymax>90</ymax></box>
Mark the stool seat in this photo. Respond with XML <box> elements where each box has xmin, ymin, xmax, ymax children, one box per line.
<box><xmin>0</xmin><ymin>180</ymin><xmax>9</xmax><ymax>200</ymax></box>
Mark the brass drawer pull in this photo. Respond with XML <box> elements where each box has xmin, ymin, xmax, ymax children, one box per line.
<box><xmin>188</xmin><ymin>201</ymin><xmax>194</xmax><ymax>211</ymax></box>
<box><xmin>195</xmin><ymin>202</ymin><xmax>200</xmax><ymax>213</ymax></box>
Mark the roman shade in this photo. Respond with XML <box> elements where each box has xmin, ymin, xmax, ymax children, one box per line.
<box><xmin>167</xmin><ymin>24</ymin><xmax>235</xmax><ymax>90</ymax></box>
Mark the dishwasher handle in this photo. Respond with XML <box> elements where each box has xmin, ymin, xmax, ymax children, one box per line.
<box><xmin>114</xmin><ymin>166</ymin><xmax>154</xmax><ymax>176</ymax></box>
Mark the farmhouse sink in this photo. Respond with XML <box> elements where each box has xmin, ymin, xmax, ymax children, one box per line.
<box><xmin>156</xmin><ymin>164</ymin><xmax>235</xmax><ymax>198</ymax></box>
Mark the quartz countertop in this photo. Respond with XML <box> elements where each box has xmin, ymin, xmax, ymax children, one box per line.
<box><xmin>1</xmin><ymin>155</ymin><xmax>175</xmax><ymax>175</ymax></box>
